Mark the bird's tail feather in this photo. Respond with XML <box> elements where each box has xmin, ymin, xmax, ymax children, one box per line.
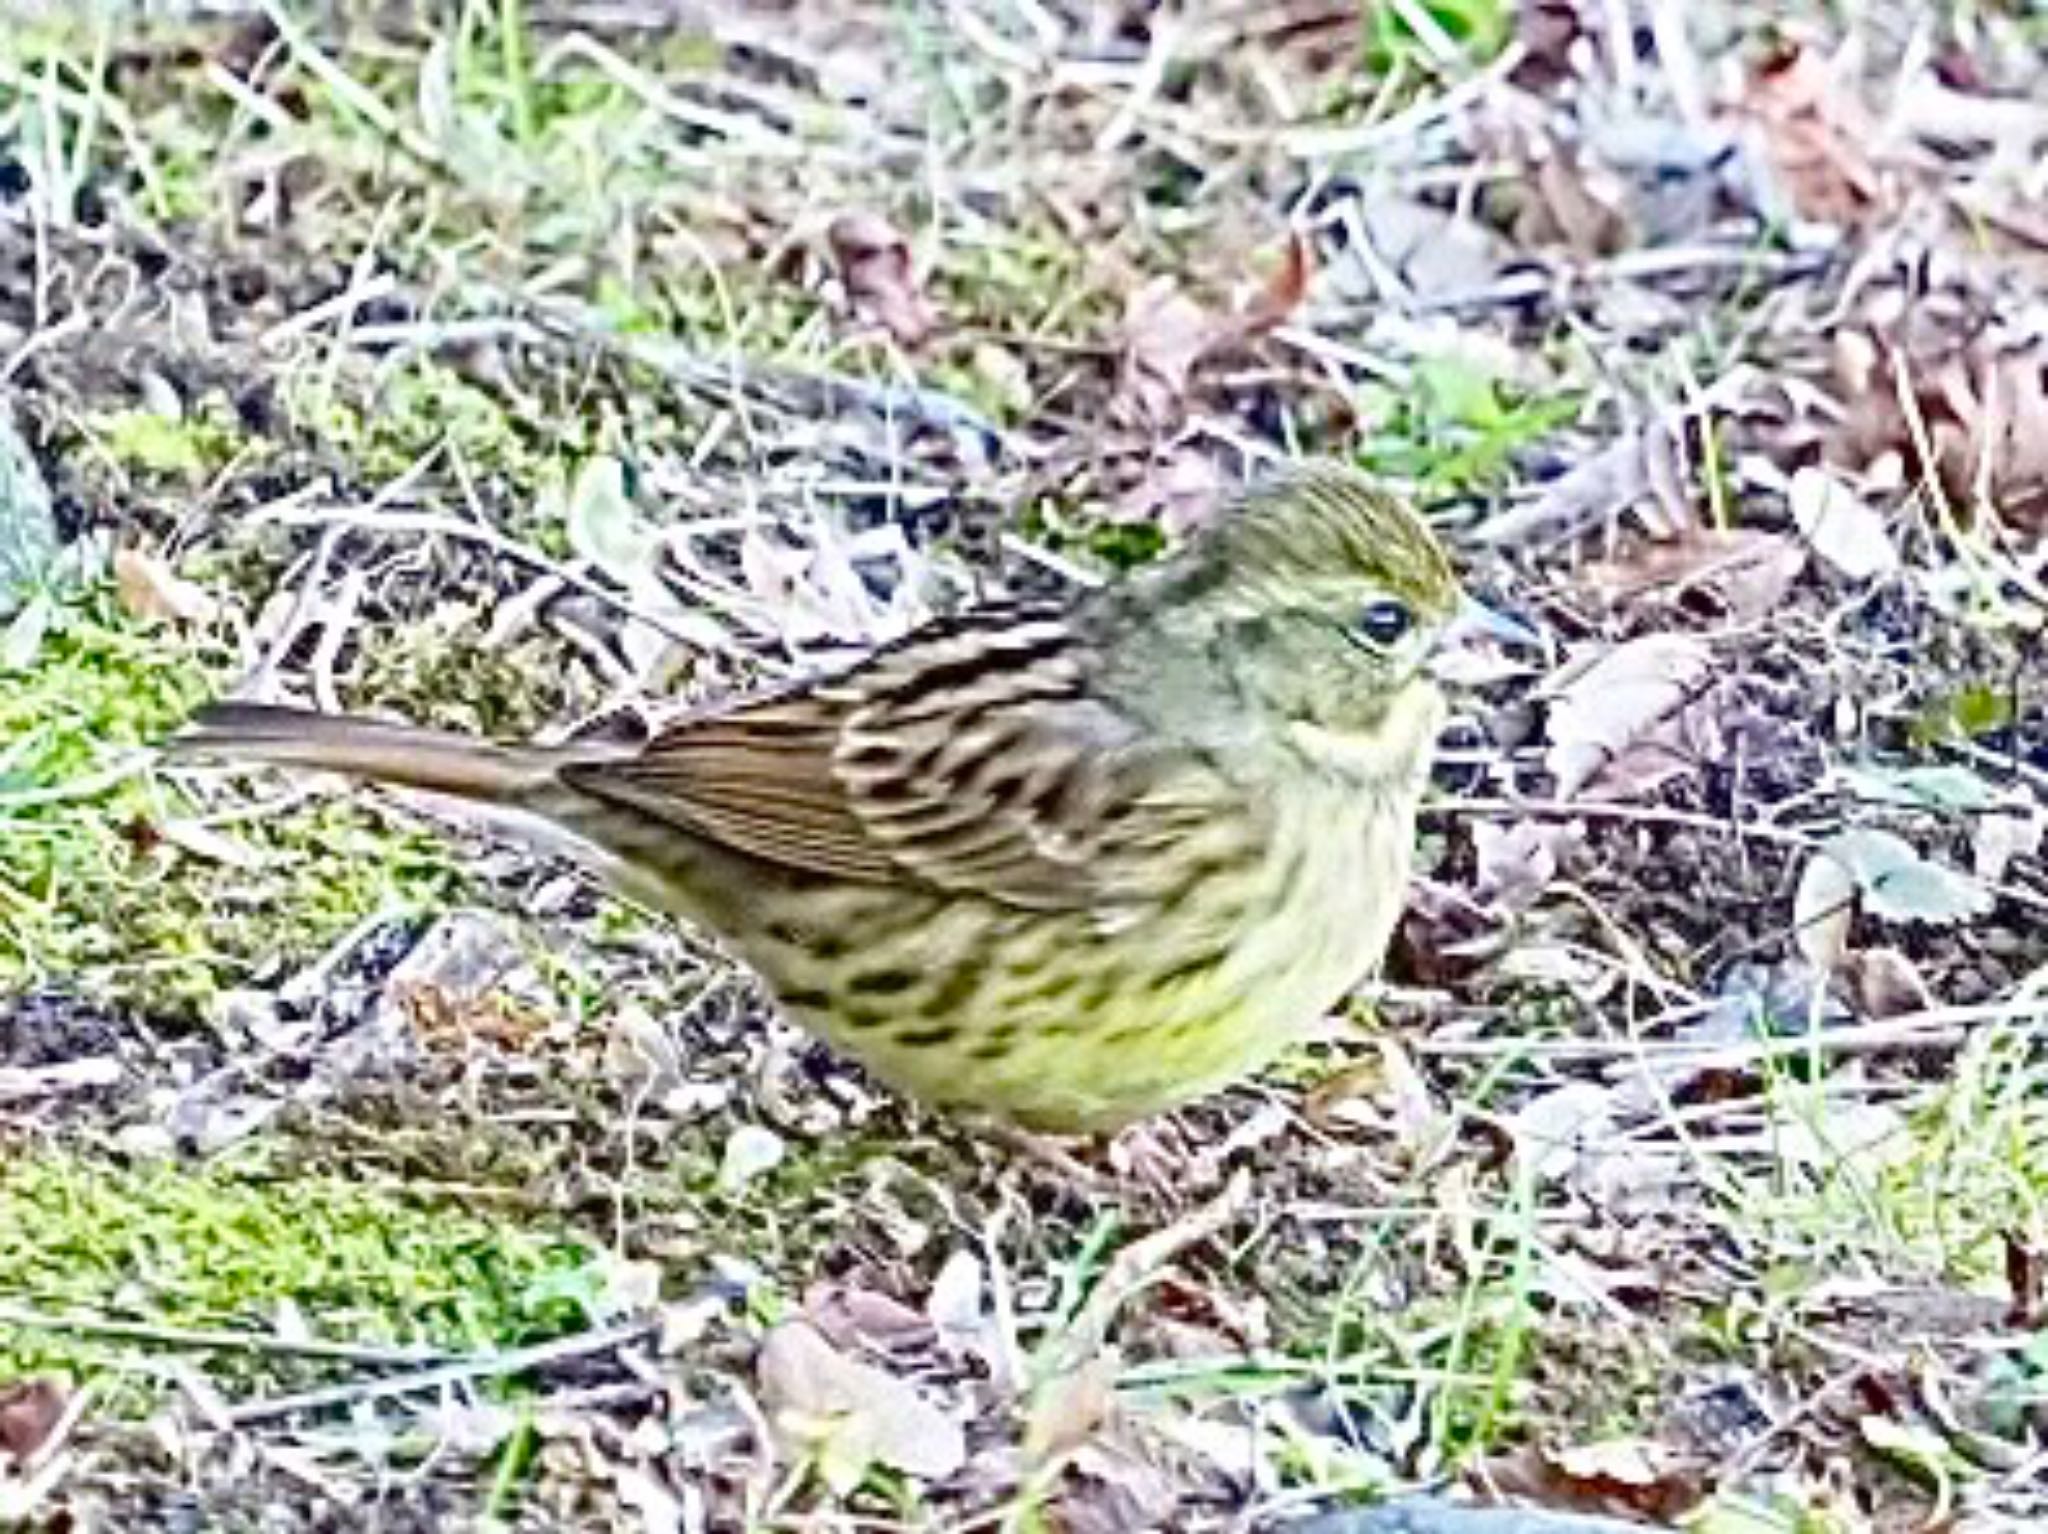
<box><xmin>169</xmin><ymin>702</ymin><xmax>559</xmax><ymax>805</ymax></box>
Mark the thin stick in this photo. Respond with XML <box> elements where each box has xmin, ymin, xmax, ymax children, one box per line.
<box><xmin>247</xmin><ymin>501</ymin><xmax>754</xmax><ymax>661</ymax></box>
<box><xmin>1410</xmin><ymin>996</ymin><xmax>2046</xmax><ymax>1064</ymax></box>
<box><xmin>0</xmin><ymin>1302</ymin><xmax>442</xmax><ymax>1366</ymax></box>
<box><xmin>220</xmin><ymin>1319</ymin><xmax>657</xmax><ymax>1425</ymax></box>
<box><xmin>1428</xmin><ymin>794</ymin><xmax>1817</xmax><ymax>849</ymax></box>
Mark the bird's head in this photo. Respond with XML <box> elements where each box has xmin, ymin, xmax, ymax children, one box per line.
<box><xmin>1095</xmin><ymin>464</ymin><xmax>1500</xmax><ymax>779</ymax></box>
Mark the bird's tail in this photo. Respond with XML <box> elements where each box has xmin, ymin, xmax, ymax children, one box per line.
<box><xmin>168</xmin><ymin>701</ymin><xmax>563</xmax><ymax>805</ymax></box>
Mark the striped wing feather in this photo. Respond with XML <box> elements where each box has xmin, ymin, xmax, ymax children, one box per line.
<box><xmin>560</xmin><ymin>610</ymin><xmax>1211</xmax><ymax>911</ymax></box>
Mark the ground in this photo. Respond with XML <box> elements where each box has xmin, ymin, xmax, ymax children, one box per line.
<box><xmin>2</xmin><ymin>2</ymin><xmax>2047</xmax><ymax>1530</ymax></box>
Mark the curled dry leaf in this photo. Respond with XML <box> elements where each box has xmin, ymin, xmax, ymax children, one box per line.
<box><xmin>1734</xmin><ymin>36</ymin><xmax>1891</xmax><ymax>227</ymax></box>
<box><xmin>1792</xmin><ymin>845</ymin><xmax>1858</xmax><ymax>973</ymax></box>
<box><xmin>1542</xmin><ymin>634</ymin><xmax>1713</xmax><ymax>799</ymax></box>
<box><xmin>1481</xmin><ymin>411</ymin><xmax>1703</xmax><ymax>547</ymax></box>
<box><xmin>1788</xmin><ymin>467</ymin><xmax>1900</xmax><ymax>581</ymax></box>
<box><xmin>757</xmin><ymin>1319</ymin><xmax>965</xmax><ymax>1494</ymax></box>
<box><xmin>1579</xmin><ymin>528</ymin><xmax>1807</xmax><ymax>624</ymax></box>
<box><xmin>114</xmin><ymin>547</ymin><xmax>218</xmax><ymax>625</ymax></box>
<box><xmin>1117</xmin><ymin>234</ymin><xmax>1308</xmax><ymax>429</ymax></box>
<box><xmin>1472</xmin><ymin>819</ymin><xmax>1579</xmax><ymax>913</ymax></box>
<box><xmin>826</xmin><ymin>211</ymin><xmax>937</xmax><ymax>347</ymax></box>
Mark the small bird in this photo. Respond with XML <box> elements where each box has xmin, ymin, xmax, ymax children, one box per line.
<box><xmin>172</xmin><ymin>465</ymin><xmax>1498</xmax><ymax>1133</ymax></box>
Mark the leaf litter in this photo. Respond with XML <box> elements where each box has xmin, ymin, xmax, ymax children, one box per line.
<box><xmin>5</xmin><ymin>1</ymin><xmax>2048</xmax><ymax>1530</ymax></box>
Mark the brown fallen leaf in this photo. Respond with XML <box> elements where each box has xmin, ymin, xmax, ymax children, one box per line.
<box><xmin>0</xmin><ymin>1379</ymin><xmax>68</xmax><ymax>1464</ymax></box>
<box><xmin>1843</xmin><ymin>946</ymin><xmax>1935</xmax><ymax>1020</ymax></box>
<box><xmin>757</xmin><ymin>1319</ymin><xmax>965</xmax><ymax>1494</ymax></box>
<box><xmin>1734</xmin><ymin>35</ymin><xmax>1891</xmax><ymax>227</ymax></box>
<box><xmin>1479</xmin><ymin>405</ymin><xmax>1714</xmax><ymax>547</ymax></box>
<box><xmin>827</xmin><ymin>211</ymin><xmax>938</xmax><ymax>347</ymax></box>
<box><xmin>1541</xmin><ymin>634</ymin><xmax>1714</xmax><ymax>799</ymax></box>
<box><xmin>1024</xmin><ymin>1350</ymin><xmax>1120</xmax><ymax>1469</ymax></box>
<box><xmin>1821</xmin><ymin>260</ymin><xmax>2048</xmax><ymax>529</ymax></box>
<box><xmin>1117</xmin><ymin>234</ymin><xmax>1308</xmax><ymax>428</ymax></box>
<box><xmin>1482</xmin><ymin>1435</ymin><xmax>1708</xmax><ymax>1524</ymax></box>
<box><xmin>1578</xmin><ymin>528</ymin><xmax>1808</xmax><ymax>623</ymax></box>
<box><xmin>1514</xmin><ymin>136</ymin><xmax>1630</xmax><ymax>257</ymax></box>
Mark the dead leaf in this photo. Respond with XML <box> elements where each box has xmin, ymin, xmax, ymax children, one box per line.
<box><xmin>1792</xmin><ymin>846</ymin><xmax>1858</xmax><ymax>973</ymax></box>
<box><xmin>1306</xmin><ymin>1035</ymin><xmax>1446</xmax><ymax>1145</ymax></box>
<box><xmin>1117</xmin><ymin>235</ymin><xmax>1307</xmax><ymax>428</ymax></box>
<box><xmin>1973</xmin><ymin>806</ymin><xmax>2046</xmax><ymax>883</ymax></box>
<box><xmin>1509</xmin><ymin>0</ymin><xmax>1587</xmax><ymax>92</ymax></box>
<box><xmin>757</xmin><ymin>1320</ymin><xmax>965</xmax><ymax>1493</ymax></box>
<box><xmin>827</xmin><ymin>211</ymin><xmax>938</xmax><ymax>347</ymax></box>
<box><xmin>1788</xmin><ymin>467</ymin><xmax>1900</xmax><ymax>580</ymax></box>
<box><xmin>1483</xmin><ymin>1435</ymin><xmax>1708</xmax><ymax>1523</ymax></box>
<box><xmin>1480</xmin><ymin>413</ymin><xmax>1699</xmax><ymax>546</ymax></box>
<box><xmin>1579</xmin><ymin>528</ymin><xmax>1808</xmax><ymax>622</ymax></box>
<box><xmin>1112</xmin><ymin>448</ymin><xmax>1225</xmax><ymax>536</ymax></box>
<box><xmin>2007</xmin><ymin>1232</ymin><xmax>2045</xmax><ymax>1328</ymax></box>
<box><xmin>114</xmin><ymin>547</ymin><xmax>218</xmax><ymax>625</ymax></box>
<box><xmin>1517</xmin><ymin>138</ymin><xmax>1630</xmax><ymax>256</ymax></box>
<box><xmin>1507</xmin><ymin>1081</ymin><xmax>1615</xmax><ymax>1182</ymax></box>
<box><xmin>1542</xmin><ymin>634</ymin><xmax>1714</xmax><ymax>799</ymax></box>
<box><xmin>1472</xmin><ymin>819</ymin><xmax>1578</xmax><ymax>913</ymax></box>
<box><xmin>0</xmin><ymin>1379</ymin><xmax>68</xmax><ymax>1464</ymax></box>
<box><xmin>1821</xmin><ymin>273</ymin><xmax>2048</xmax><ymax>529</ymax></box>
<box><xmin>1024</xmin><ymin>1350</ymin><xmax>1120</xmax><ymax>1468</ymax></box>
<box><xmin>1735</xmin><ymin>36</ymin><xmax>1889</xmax><ymax>227</ymax></box>
<box><xmin>1777</xmin><ymin>1099</ymin><xmax>1909</xmax><ymax>1175</ymax></box>
<box><xmin>1843</xmin><ymin>947</ymin><xmax>1935</xmax><ymax>1019</ymax></box>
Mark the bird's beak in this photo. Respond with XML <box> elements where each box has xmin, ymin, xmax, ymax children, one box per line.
<box><xmin>1428</xmin><ymin>595</ymin><xmax>1541</xmax><ymax>682</ymax></box>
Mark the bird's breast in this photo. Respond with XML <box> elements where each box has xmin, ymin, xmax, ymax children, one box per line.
<box><xmin>726</xmin><ymin>755</ymin><xmax>1433</xmax><ymax>1134</ymax></box>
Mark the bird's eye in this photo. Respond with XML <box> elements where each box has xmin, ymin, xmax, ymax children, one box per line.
<box><xmin>1355</xmin><ymin>598</ymin><xmax>1414</xmax><ymax>648</ymax></box>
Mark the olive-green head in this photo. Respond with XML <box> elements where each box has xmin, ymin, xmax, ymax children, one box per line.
<box><xmin>1094</xmin><ymin>463</ymin><xmax>1465</xmax><ymax>756</ymax></box>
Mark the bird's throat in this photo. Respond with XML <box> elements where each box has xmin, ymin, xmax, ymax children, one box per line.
<box><xmin>1283</xmin><ymin>678</ymin><xmax>1447</xmax><ymax>788</ymax></box>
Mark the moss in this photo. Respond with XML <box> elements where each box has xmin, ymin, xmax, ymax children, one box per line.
<box><xmin>0</xmin><ymin>1149</ymin><xmax>603</xmax><ymax>1407</ymax></box>
<box><xmin>89</xmin><ymin>405</ymin><xmax>244</xmax><ymax>480</ymax></box>
<box><xmin>0</xmin><ymin>586</ymin><xmax>464</xmax><ymax>1011</ymax></box>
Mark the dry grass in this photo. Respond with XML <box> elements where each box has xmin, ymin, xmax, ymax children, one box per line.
<box><xmin>2</xmin><ymin>1</ymin><xmax>2047</xmax><ymax>1528</ymax></box>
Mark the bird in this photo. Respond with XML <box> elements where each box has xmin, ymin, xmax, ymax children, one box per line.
<box><xmin>170</xmin><ymin>464</ymin><xmax>1504</xmax><ymax>1134</ymax></box>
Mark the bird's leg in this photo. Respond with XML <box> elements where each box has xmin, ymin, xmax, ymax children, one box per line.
<box><xmin>982</xmin><ymin>1121</ymin><xmax>1120</xmax><ymax>1194</ymax></box>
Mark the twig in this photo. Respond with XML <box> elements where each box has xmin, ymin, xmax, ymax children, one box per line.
<box><xmin>0</xmin><ymin>1302</ymin><xmax>443</xmax><ymax>1365</ymax></box>
<box><xmin>1409</xmin><ymin>996</ymin><xmax>2048</xmax><ymax>1064</ymax></box>
<box><xmin>221</xmin><ymin>1318</ymin><xmax>657</xmax><ymax>1425</ymax></box>
<box><xmin>246</xmin><ymin>500</ymin><xmax>756</xmax><ymax>661</ymax></box>
<box><xmin>0</xmin><ymin>1059</ymin><xmax>122</xmax><ymax>1102</ymax></box>
<box><xmin>1039</xmin><ymin>1170</ymin><xmax>1249</xmax><ymax>1379</ymax></box>
<box><xmin>1429</xmin><ymin>794</ymin><xmax>1817</xmax><ymax>849</ymax></box>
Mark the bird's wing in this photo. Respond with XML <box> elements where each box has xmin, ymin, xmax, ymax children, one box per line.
<box><xmin>559</xmin><ymin>609</ymin><xmax>1230</xmax><ymax>911</ymax></box>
